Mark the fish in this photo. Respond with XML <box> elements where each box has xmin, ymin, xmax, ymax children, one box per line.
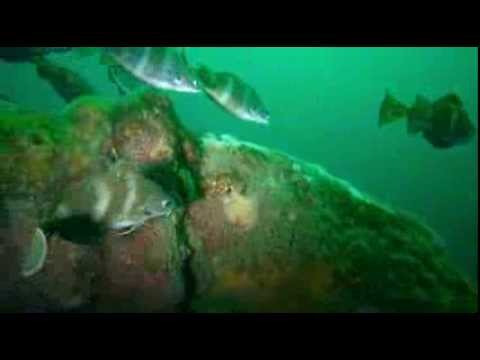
<box><xmin>0</xmin><ymin>47</ymin><xmax>72</xmax><ymax>63</ymax></box>
<box><xmin>33</xmin><ymin>57</ymin><xmax>96</xmax><ymax>103</ymax></box>
<box><xmin>194</xmin><ymin>64</ymin><xmax>270</xmax><ymax>125</ymax></box>
<box><xmin>379</xmin><ymin>91</ymin><xmax>476</xmax><ymax>149</ymax></box>
<box><xmin>54</xmin><ymin>160</ymin><xmax>177</xmax><ymax>235</ymax></box>
<box><xmin>107</xmin><ymin>64</ymin><xmax>147</xmax><ymax>96</ymax></box>
<box><xmin>103</xmin><ymin>47</ymin><xmax>200</xmax><ymax>93</ymax></box>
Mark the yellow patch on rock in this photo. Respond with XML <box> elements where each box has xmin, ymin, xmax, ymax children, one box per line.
<box><xmin>223</xmin><ymin>191</ymin><xmax>258</xmax><ymax>231</ymax></box>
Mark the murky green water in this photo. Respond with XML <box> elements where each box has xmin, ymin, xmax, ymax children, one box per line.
<box><xmin>0</xmin><ymin>47</ymin><xmax>477</xmax><ymax>285</ymax></box>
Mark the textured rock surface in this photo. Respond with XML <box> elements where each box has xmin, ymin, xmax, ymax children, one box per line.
<box><xmin>188</xmin><ymin>135</ymin><xmax>476</xmax><ymax>312</ymax></box>
<box><xmin>96</xmin><ymin>217</ymin><xmax>187</xmax><ymax>312</ymax></box>
<box><xmin>0</xmin><ymin>91</ymin><xmax>477</xmax><ymax>313</ymax></box>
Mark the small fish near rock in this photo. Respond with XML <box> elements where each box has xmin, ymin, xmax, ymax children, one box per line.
<box><xmin>194</xmin><ymin>64</ymin><xmax>271</xmax><ymax>125</ymax></box>
<box><xmin>53</xmin><ymin>159</ymin><xmax>177</xmax><ymax>242</ymax></box>
<box><xmin>103</xmin><ymin>47</ymin><xmax>200</xmax><ymax>94</ymax></box>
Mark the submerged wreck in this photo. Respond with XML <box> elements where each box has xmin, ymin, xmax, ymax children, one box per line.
<box><xmin>0</xmin><ymin>88</ymin><xmax>476</xmax><ymax>313</ymax></box>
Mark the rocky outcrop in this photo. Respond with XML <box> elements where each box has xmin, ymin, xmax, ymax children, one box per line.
<box><xmin>0</xmin><ymin>90</ymin><xmax>476</xmax><ymax>313</ymax></box>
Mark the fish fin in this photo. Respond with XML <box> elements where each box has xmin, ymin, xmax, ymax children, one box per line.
<box><xmin>180</xmin><ymin>48</ymin><xmax>199</xmax><ymax>78</ymax></box>
<box><xmin>21</xmin><ymin>227</ymin><xmax>48</xmax><ymax>278</ymax></box>
<box><xmin>108</xmin><ymin>65</ymin><xmax>129</xmax><ymax>96</ymax></box>
<box><xmin>180</xmin><ymin>47</ymin><xmax>188</xmax><ymax>64</ymax></box>
<box><xmin>107</xmin><ymin>64</ymin><xmax>147</xmax><ymax>96</ymax></box>
<box><xmin>194</xmin><ymin>63</ymin><xmax>213</xmax><ymax>88</ymax></box>
<box><xmin>441</xmin><ymin>93</ymin><xmax>463</xmax><ymax>107</ymax></box>
<box><xmin>406</xmin><ymin>94</ymin><xmax>433</xmax><ymax>134</ymax></box>
<box><xmin>379</xmin><ymin>91</ymin><xmax>409</xmax><ymax>127</ymax></box>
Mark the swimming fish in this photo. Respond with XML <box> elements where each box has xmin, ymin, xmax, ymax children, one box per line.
<box><xmin>194</xmin><ymin>64</ymin><xmax>270</xmax><ymax>125</ymax></box>
<box><xmin>103</xmin><ymin>47</ymin><xmax>200</xmax><ymax>93</ymax></box>
<box><xmin>107</xmin><ymin>64</ymin><xmax>147</xmax><ymax>96</ymax></box>
<box><xmin>0</xmin><ymin>47</ymin><xmax>72</xmax><ymax>63</ymax></box>
<box><xmin>33</xmin><ymin>57</ymin><xmax>96</xmax><ymax>103</ymax></box>
<box><xmin>54</xmin><ymin>160</ymin><xmax>177</xmax><ymax>235</ymax></box>
<box><xmin>379</xmin><ymin>91</ymin><xmax>476</xmax><ymax>149</ymax></box>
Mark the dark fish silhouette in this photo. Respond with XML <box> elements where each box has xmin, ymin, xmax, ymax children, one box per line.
<box><xmin>33</xmin><ymin>57</ymin><xmax>95</xmax><ymax>103</ymax></box>
<box><xmin>380</xmin><ymin>92</ymin><xmax>476</xmax><ymax>149</ymax></box>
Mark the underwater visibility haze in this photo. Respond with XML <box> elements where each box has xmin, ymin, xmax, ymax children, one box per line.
<box><xmin>0</xmin><ymin>47</ymin><xmax>477</xmax><ymax>313</ymax></box>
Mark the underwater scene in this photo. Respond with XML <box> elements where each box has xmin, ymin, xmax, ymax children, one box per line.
<box><xmin>0</xmin><ymin>47</ymin><xmax>477</xmax><ymax>313</ymax></box>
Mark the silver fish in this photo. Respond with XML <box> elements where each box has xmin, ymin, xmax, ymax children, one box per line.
<box><xmin>55</xmin><ymin>160</ymin><xmax>177</xmax><ymax>235</ymax></box>
<box><xmin>104</xmin><ymin>47</ymin><xmax>200</xmax><ymax>93</ymax></box>
<box><xmin>108</xmin><ymin>64</ymin><xmax>147</xmax><ymax>96</ymax></box>
<box><xmin>195</xmin><ymin>64</ymin><xmax>270</xmax><ymax>125</ymax></box>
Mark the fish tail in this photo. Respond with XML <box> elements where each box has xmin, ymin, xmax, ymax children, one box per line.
<box><xmin>191</xmin><ymin>64</ymin><xmax>214</xmax><ymax>92</ymax></box>
<box><xmin>379</xmin><ymin>91</ymin><xmax>409</xmax><ymax>127</ymax></box>
<box><xmin>194</xmin><ymin>64</ymin><xmax>210</xmax><ymax>80</ymax></box>
<box><xmin>181</xmin><ymin>49</ymin><xmax>204</xmax><ymax>90</ymax></box>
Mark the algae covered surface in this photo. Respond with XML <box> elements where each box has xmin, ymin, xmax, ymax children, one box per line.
<box><xmin>0</xmin><ymin>89</ymin><xmax>476</xmax><ymax>313</ymax></box>
<box><xmin>0</xmin><ymin>47</ymin><xmax>477</xmax><ymax>313</ymax></box>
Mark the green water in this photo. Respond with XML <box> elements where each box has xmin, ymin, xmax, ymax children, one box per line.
<box><xmin>0</xmin><ymin>47</ymin><xmax>477</xmax><ymax>284</ymax></box>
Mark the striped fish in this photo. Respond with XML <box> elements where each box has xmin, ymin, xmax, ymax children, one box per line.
<box><xmin>107</xmin><ymin>64</ymin><xmax>146</xmax><ymax>96</ymax></box>
<box><xmin>104</xmin><ymin>47</ymin><xmax>200</xmax><ymax>93</ymax></box>
<box><xmin>55</xmin><ymin>161</ymin><xmax>176</xmax><ymax>235</ymax></box>
<box><xmin>195</xmin><ymin>64</ymin><xmax>270</xmax><ymax>125</ymax></box>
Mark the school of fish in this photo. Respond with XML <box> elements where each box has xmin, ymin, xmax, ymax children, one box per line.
<box><xmin>0</xmin><ymin>47</ymin><xmax>477</xmax><ymax>279</ymax></box>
